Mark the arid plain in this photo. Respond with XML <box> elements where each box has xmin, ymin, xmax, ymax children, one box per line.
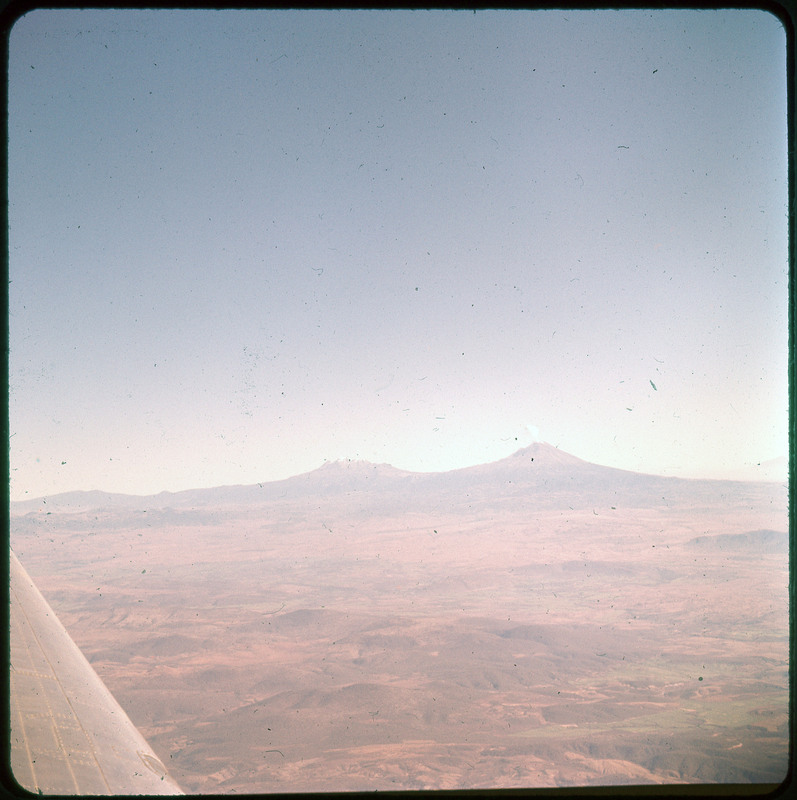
<box><xmin>10</xmin><ymin>444</ymin><xmax>789</xmax><ymax>793</ymax></box>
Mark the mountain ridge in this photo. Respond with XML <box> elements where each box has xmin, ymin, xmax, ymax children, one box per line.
<box><xmin>7</xmin><ymin>443</ymin><xmax>599</xmax><ymax>512</ymax></box>
<box><xmin>9</xmin><ymin>442</ymin><xmax>780</xmax><ymax>514</ymax></box>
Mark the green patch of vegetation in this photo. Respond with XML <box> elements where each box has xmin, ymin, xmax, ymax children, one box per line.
<box><xmin>511</xmin><ymin>690</ymin><xmax>787</xmax><ymax>743</ymax></box>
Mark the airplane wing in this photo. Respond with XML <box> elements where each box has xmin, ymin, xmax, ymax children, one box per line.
<box><xmin>8</xmin><ymin>550</ymin><xmax>183</xmax><ymax>795</ymax></box>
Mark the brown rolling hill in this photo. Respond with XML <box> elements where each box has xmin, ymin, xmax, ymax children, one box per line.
<box><xmin>9</xmin><ymin>443</ymin><xmax>790</xmax><ymax>792</ymax></box>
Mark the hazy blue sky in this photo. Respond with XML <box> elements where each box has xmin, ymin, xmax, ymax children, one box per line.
<box><xmin>8</xmin><ymin>9</ymin><xmax>789</xmax><ymax>500</ymax></box>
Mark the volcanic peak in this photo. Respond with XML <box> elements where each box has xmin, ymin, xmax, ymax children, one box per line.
<box><xmin>508</xmin><ymin>441</ymin><xmax>587</xmax><ymax>467</ymax></box>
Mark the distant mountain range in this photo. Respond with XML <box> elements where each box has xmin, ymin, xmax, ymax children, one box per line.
<box><xmin>10</xmin><ymin>443</ymin><xmax>785</xmax><ymax>517</ymax></box>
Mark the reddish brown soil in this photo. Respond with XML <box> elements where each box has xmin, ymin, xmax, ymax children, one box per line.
<box><xmin>11</xmin><ymin>476</ymin><xmax>788</xmax><ymax>793</ymax></box>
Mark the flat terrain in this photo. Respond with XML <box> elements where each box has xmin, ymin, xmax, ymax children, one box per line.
<box><xmin>10</xmin><ymin>448</ymin><xmax>789</xmax><ymax>792</ymax></box>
